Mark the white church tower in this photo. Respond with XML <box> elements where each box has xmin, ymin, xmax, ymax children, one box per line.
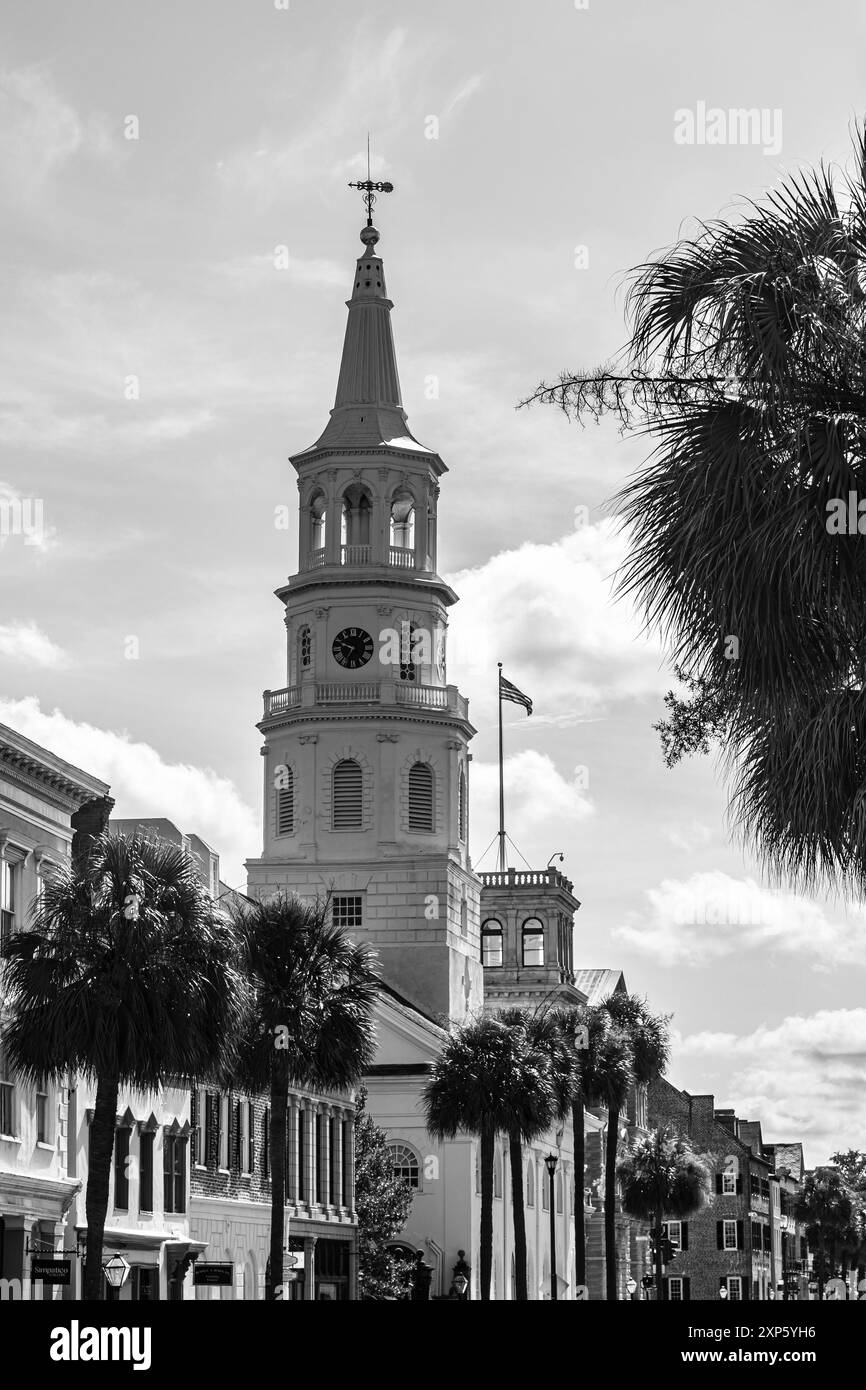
<box><xmin>246</xmin><ymin>215</ymin><xmax>482</xmax><ymax>1023</ymax></box>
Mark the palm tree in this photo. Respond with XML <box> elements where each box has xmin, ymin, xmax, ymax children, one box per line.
<box><xmin>556</xmin><ymin>1005</ymin><xmax>632</xmax><ymax>1291</ymax></box>
<box><xmin>423</xmin><ymin>1013</ymin><xmax>554</xmax><ymax>1300</ymax></box>
<box><xmin>525</xmin><ymin>126</ymin><xmax>866</xmax><ymax>895</ymax></box>
<box><xmin>0</xmin><ymin>832</ymin><xmax>245</xmax><ymax>1300</ymax></box>
<box><xmin>231</xmin><ymin>892</ymin><xmax>379</xmax><ymax>1299</ymax></box>
<box><xmin>617</xmin><ymin>1126</ymin><xmax>713</xmax><ymax>1301</ymax></box>
<box><xmin>602</xmin><ymin>994</ymin><xmax>670</xmax><ymax>1300</ymax></box>
<box><xmin>498</xmin><ymin>1007</ymin><xmax>572</xmax><ymax>1300</ymax></box>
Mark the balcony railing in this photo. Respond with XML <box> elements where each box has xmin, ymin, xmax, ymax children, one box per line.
<box><xmin>341</xmin><ymin>544</ymin><xmax>371</xmax><ymax>565</ymax></box>
<box><xmin>263</xmin><ymin>681</ymin><xmax>467</xmax><ymax>720</ymax></box>
<box><xmin>479</xmin><ymin>868</ymin><xmax>571</xmax><ymax>890</ymax></box>
<box><xmin>305</xmin><ymin>548</ymin><xmax>326</xmax><ymax>569</ymax></box>
<box><xmin>389</xmin><ymin>546</ymin><xmax>415</xmax><ymax>569</ymax></box>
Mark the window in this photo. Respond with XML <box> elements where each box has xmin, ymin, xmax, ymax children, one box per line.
<box><xmin>722</xmin><ymin>1169</ymin><xmax>737</xmax><ymax>1195</ymax></box>
<box><xmin>399</xmin><ymin>622</ymin><xmax>419</xmax><ymax>682</ymax></box>
<box><xmin>723</xmin><ymin>1220</ymin><xmax>738</xmax><ymax>1251</ymax></box>
<box><xmin>750</xmin><ymin>1173</ymin><xmax>760</xmax><ymax>1198</ymax></box>
<box><xmin>164</xmin><ymin>1135</ymin><xmax>187</xmax><ymax>1214</ymax></box>
<box><xmin>315</xmin><ymin>1113</ymin><xmax>322</xmax><ymax>1203</ymax></box>
<box><xmin>309</xmin><ymin>491</ymin><xmax>327</xmax><ymax>552</ymax></box>
<box><xmin>246</xmin><ymin>1101</ymin><xmax>255</xmax><ymax>1175</ymax></box>
<box><xmin>35</xmin><ymin>1090</ymin><xmax>49</xmax><ymax>1144</ymax></box>
<box><xmin>332</xmin><ymin>895</ymin><xmax>363</xmax><ymax>931</ymax></box>
<box><xmin>297</xmin><ymin>1109</ymin><xmax>304</xmax><ymax>1199</ymax></box>
<box><xmin>298</xmin><ymin>625</ymin><xmax>312</xmax><ymax>670</ymax></box>
<box><xmin>0</xmin><ymin>1047</ymin><xmax>16</xmax><ymax>1137</ymax></box>
<box><xmin>407</xmin><ymin>762</ymin><xmax>434</xmax><ymax>832</ymax></box>
<box><xmin>0</xmin><ymin>858</ymin><xmax>16</xmax><ymax>946</ymax></box>
<box><xmin>669</xmin><ymin>1276</ymin><xmax>684</xmax><ymax>1301</ymax></box>
<box><xmin>458</xmin><ymin>767</ymin><xmax>467</xmax><ymax>842</ymax></box>
<box><xmin>665</xmin><ymin>1220</ymin><xmax>682</xmax><ymax>1249</ymax></box>
<box><xmin>114</xmin><ymin>1128</ymin><xmax>130</xmax><ymax>1211</ymax></box>
<box><xmin>555</xmin><ymin>1170</ymin><xmax>564</xmax><ymax>1214</ymax></box>
<box><xmin>218</xmin><ymin>1095</ymin><xmax>229</xmax><ymax>1169</ymax></box>
<box><xmin>526</xmin><ymin>1161</ymin><xmax>535</xmax><ymax>1208</ymax></box>
<box><xmin>542</xmin><ymin>1166</ymin><xmax>550</xmax><ymax>1210</ymax></box>
<box><xmin>481</xmin><ymin>920</ymin><xmax>503</xmax><ymax>968</ymax></box>
<box><xmin>332</xmin><ymin>759</ymin><xmax>363</xmax><ymax>829</ymax></box>
<box><xmin>204</xmin><ymin>1090</ymin><xmax>217</xmax><ymax>1166</ymax></box>
<box><xmin>232</xmin><ymin>1100</ymin><xmax>243</xmax><ymax>1171</ymax></box>
<box><xmin>726</xmin><ymin>1276</ymin><xmax>742</xmax><ymax>1301</ymax></box>
<box><xmin>194</xmin><ymin>1088</ymin><xmax>207</xmax><ymax>1165</ymax></box>
<box><xmin>521</xmin><ymin>918</ymin><xmax>545</xmax><ymax>967</ymax></box>
<box><xmin>276</xmin><ymin>767</ymin><xmax>294</xmax><ymax>836</ymax></box>
<box><xmin>140</xmin><ymin>1132</ymin><xmax>154</xmax><ymax>1213</ymax></box>
<box><xmin>389</xmin><ymin>1143</ymin><xmax>420</xmax><ymax>1189</ymax></box>
<box><xmin>762</xmin><ymin>1224</ymin><xmax>772</xmax><ymax>1253</ymax></box>
<box><xmin>760</xmin><ymin>1178</ymin><xmax>770</xmax><ymax>1200</ymax></box>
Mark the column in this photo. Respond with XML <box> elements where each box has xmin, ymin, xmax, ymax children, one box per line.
<box><xmin>1</xmin><ymin>1214</ymin><xmax>35</xmax><ymax>1297</ymax></box>
<box><xmin>303</xmin><ymin>1236</ymin><xmax>317</xmax><ymax>1302</ymax></box>
<box><xmin>333</xmin><ymin>1112</ymin><xmax>344</xmax><ymax>1211</ymax></box>
<box><xmin>325</xmin><ymin>474</ymin><xmax>340</xmax><ymax>565</ymax></box>
<box><xmin>348</xmin><ymin>1236</ymin><xmax>358</xmax><ymax>1301</ymax></box>
<box><xmin>320</xmin><ymin>1106</ymin><xmax>331</xmax><ymax>1208</ymax></box>
<box><xmin>304</xmin><ymin>1102</ymin><xmax>316</xmax><ymax>1210</ymax></box>
<box><xmin>287</xmin><ymin>1098</ymin><xmax>299</xmax><ymax>1204</ymax></box>
<box><xmin>414</xmin><ymin>483</ymin><xmax>429</xmax><ymax>570</ymax></box>
<box><xmin>343</xmin><ymin>1108</ymin><xmax>355</xmax><ymax>1214</ymax></box>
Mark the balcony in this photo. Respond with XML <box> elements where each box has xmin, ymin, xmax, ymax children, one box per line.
<box><xmin>300</xmin><ymin>545</ymin><xmax>431</xmax><ymax>572</ymax></box>
<box><xmin>306</xmin><ymin>548</ymin><xmax>326</xmax><ymax>569</ymax></box>
<box><xmin>389</xmin><ymin>545</ymin><xmax>415</xmax><ymax>569</ymax></box>
<box><xmin>480</xmin><ymin>868</ymin><xmax>572</xmax><ymax>890</ymax></box>
<box><xmin>262</xmin><ymin>680</ymin><xmax>468</xmax><ymax>722</ymax></box>
<box><xmin>341</xmin><ymin>544</ymin><xmax>371</xmax><ymax>566</ymax></box>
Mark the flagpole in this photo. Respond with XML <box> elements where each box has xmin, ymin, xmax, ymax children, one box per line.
<box><xmin>497</xmin><ymin>661</ymin><xmax>505</xmax><ymax>873</ymax></box>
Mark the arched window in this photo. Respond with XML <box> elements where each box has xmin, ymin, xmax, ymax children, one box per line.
<box><xmin>522</xmin><ymin>918</ymin><xmax>545</xmax><ymax>967</ymax></box>
<box><xmin>340</xmin><ymin>484</ymin><xmax>372</xmax><ymax>552</ymax></box>
<box><xmin>407</xmin><ymin>762</ymin><xmax>434</xmax><ymax>833</ymax></box>
<box><xmin>332</xmin><ymin>759</ymin><xmax>363</xmax><ymax>830</ymax></box>
<box><xmin>494</xmin><ymin>1150</ymin><xmax>503</xmax><ymax>1199</ymax></box>
<box><xmin>542</xmin><ymin>1168</ymin><xmax>550</xmax><ymax>1211</ymax></box>
<box><xmin>388</xmin><ymin>1143</ymin><xmax>420</xmax><ymax>1189</ymax></box>
<box><xmin>389</xmin><ymin>489</ymin><xmax>415</xmax><ymax>551</ymax></box>
<box><xmin>276</xmin><ymin>766</ymin><xmax>294</xmax><ymax>836</ymax></box>
<box><xmin>458</xmin><ymin>767</ymin><xmax>467</xmax><ymax>842</ymax></box>
<box><xmin>526</xmin><ymin>1160</ymin><xmax>535</xmax><ymax>1208</ymax></box>
<box><xmin>481</xmin><ymin>919</ymin><xmax>503</xmax><ymax>968</ymax></box>
<box><xmin>298</xmin><ymin>625</ymin><xmax>312</xmax><ymax>671</ymax></box>
<box><xmin>309</xmin><ymin>491</ymin><xmax>327</xmax><ymax>553</ymax></box>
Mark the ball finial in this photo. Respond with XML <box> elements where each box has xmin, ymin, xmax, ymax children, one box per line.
<box><xmin>360</xmin><ymin>224</ymin><xmax>380</xmax><ymax>251</ymax></box>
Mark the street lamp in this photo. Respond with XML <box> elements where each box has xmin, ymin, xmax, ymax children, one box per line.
<box><xmin>718</xmin><ymin>1283</ymin><xmax>729</xmax><ymax>1300</ymax></box>
<box><xmin>545</xmin><ymin>1154</ymin><xmax>559</xmax><ymax>1302</ymax></box>
<box><xmin>103</xmin><ymin>1253</ymin><xmax>131</xmax><ymax>1292</ymax></box>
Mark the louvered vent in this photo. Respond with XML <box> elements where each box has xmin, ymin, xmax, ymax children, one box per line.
<box><xmin>277</xmin><ymin>768</ymin><xmax>294</xmax><ymax>835</ymax></box>
<box><xmin>332</xmin><ymin>759</ymin><xmax>363</xmax><ymax>829</ymax></box>
<box><xmin>408</xmin><ymin>762</ymin><xmax>434</xmax><ymax>833</ymax></box>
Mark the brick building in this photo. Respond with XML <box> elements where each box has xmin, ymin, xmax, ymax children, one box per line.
<box><xmin>648</xmin><ymin>1077</ymin><xmax>808</xmax><ymax>1300</ymax></box>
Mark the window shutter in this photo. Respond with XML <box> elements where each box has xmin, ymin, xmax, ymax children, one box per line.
<box><xmin>715</xmin><ymin>1173</ymin><xmax>723</xmax><ymax>1195</ymax></box>
<box><xmin>682</xmin><ymin>1277</ymin><xmax>690</xmax><ymax>1301</ymax></box>
<box><xmin>736</xmin><ymin>1174</ymin><xmax>743</xmax><ymax>1194</ymax></box>
<box><xmin>716</xmin><ymin>1221</ymin><xmax>723</xmax><ymax>1250</ymax></box>
<box><xmin>407</xmin><ymin>762</ymin><xmax>435</xmax><ymax>832</ymax></box>
<box><xmin>742</xmin><ymin>1280</ymin><xmax>750</xmax><ymax>1301</ymax></box>
<box><xmin>681</xmin><ymin>1222</ymin><xmax>688</xmax><ymax>1251</ymax></box>
<box><xmin>277</xmin><ymin>769</ymin><xmax>294</xmax><ymax>835</ymax></box>
<box><xmin>736</xmin><ymin>1220</ymin><xmax>744</xmax><ymax>1250</ymax></box>
<box><xmin>248</xmin><ymin>1101</ymin><xmax>255</xmax><ymax>1173</ymax></box>
<box><xmin>332</xmin><ymin>760</ymin><xmax>363</xmax><ymax>829</ymax></box>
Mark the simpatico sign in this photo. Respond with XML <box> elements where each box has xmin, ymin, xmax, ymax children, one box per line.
<box><xmin>31</xmin><ymin>1258</ymin><xmax>71</xmax><ymax>1284</ymax></box>
<box><xmin>193</xmin><ymin>1263</ymin><xmax>234</xmax><ymax>1287</ymax></box>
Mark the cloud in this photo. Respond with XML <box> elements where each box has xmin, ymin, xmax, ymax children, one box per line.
<box><xmin>470</xmin><ymin>749</ymin><xmax>593</xmax><ymax>860</ymax></box>
<box><xmin>0</xmin><ymin>67</ymin><xmax>116</xmax><ymax>199</ymax></box>
<box><xmin>0</xmin><ymin>623</ymin><xmax>69</xmax><ymax>669</ymax></box>
<box><xmin>213</xmin><ymin>253</ymin><xmax>347</xmax><ymax>291</ymax></box>
<box><xmin>445</xmin><ymin>519</ymin><xmax>667</xmax><ymax>723</ymax></box>
<box><xmin>615</xmin><ymin>871</ymin><xmax>866</xmax><ymax>969</ymax></box>
<box><xmin>442</xmin><ymin>74</ymin><xmax>485</xmax><ymax>121</ymax></box>
<box><xmin>662</xmin><ymin>823</ymin><xmax>714</xmax><ymax>852</ymax></box>
<box><xmin>0</xmin><ymin>697</ymin><xmax>257</xmax><ymax>885</ymax></box>
<box><xmin>674</xmin><ymin>1010</ymin><xmax>866</xmax><ymax>1162</ymax></box>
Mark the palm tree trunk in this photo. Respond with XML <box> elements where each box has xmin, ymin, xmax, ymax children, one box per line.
<box><xmin>480</xmin><ymin>1124</ymin><xmax>494</xmax><ymax>1300</ymax></box>
<box><xmin>508</xmin><ymin>1129</ymin><xmax>528</xmax><ymax>1300</ymax></box>
<box><xmin>268</xmin><ymin>1067</ymin><xmax>289</xmax><ymax>1300</ymax></box>
<box><xmin>656</xmin><ymin>1205</ymin><xmax>665</xmax><ymax>1302</ymax></box>
<box><xmin>604</xmin><ymin>1107</ymin><xmax>619</xmax><ymax>1300</ymax></box>
<box><xmin>572</xmin><ymin>1097</ymin><xmax>586</xmax><ymax>1287</ymax></box>
<box><xmin>83</xmin><ymin>1073</ymin><xmax>119</xmax><ymax>1301</ymax></box>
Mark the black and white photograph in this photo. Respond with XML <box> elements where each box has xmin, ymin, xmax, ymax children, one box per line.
<box><xmin>0</xmin><ymin>0</ymin><xmax>864</xmax><ymax>1367</ymax></box>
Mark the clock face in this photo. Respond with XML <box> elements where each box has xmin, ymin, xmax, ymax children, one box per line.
<box><xmin>332</xmin><ymin>626</ymin><xmax>374</xmax><ymax>670</ymax></box>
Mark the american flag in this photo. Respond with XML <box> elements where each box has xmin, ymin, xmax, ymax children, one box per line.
<box><xmin>499</xmin><ymin>672</ymin><xmax>532</xmax><ymax>716</ymax></box>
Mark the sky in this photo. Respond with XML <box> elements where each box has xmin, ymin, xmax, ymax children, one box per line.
<box><xmin>1</xmin><ymin>0</ymin><xmax>865</xmax><ymax>1163</ymax></box>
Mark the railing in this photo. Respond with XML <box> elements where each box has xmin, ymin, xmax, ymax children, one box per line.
<box><xmin>389</xmin><ymin>546</ymin><xmax>415</xmax><ymax>569</ymax></box>
<box><xmin>264</xmin><ymin>686</ymin><xmax>302</xmax><ymax>715</ymax></box>
<box><xmin>317</xmin><ymin>682</ymin><xmax>379</xmax><ymax>703</ymax></box>
<box><xmin>395</xmin><ymin>684</ymin><xmax>447</xmax><ymax>709</ymax></box>
<box><xmin>305</xmin><ymin>548</ymin><xmax>326</xmax><ymax>569</ymax></box>
<box><xmin>479</xmin><ymin>868</ymin><xmax>570</xmax><ymax>889</ymax></box>
<box><xmin>341</xmin><ymin>544</ymin><xmax>371</xmax><ymax>565</ymax></box>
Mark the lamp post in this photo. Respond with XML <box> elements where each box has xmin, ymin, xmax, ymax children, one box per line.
<box><xmin>545</xmin><ymin>1154</ymin><xmax>558</xmax><ymax>1302</ymax></box>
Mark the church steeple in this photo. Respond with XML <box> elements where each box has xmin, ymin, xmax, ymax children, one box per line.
<box><xmin>311</xmin><ymin>223</ymin><xmax>431</xmax><ymax>455</ymax></box>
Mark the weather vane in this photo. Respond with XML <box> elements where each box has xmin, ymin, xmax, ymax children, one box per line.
<box><xmin>348</xmin><ymin>133</ymin><xmax>394</xmax><ymax>226</ymax></box>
